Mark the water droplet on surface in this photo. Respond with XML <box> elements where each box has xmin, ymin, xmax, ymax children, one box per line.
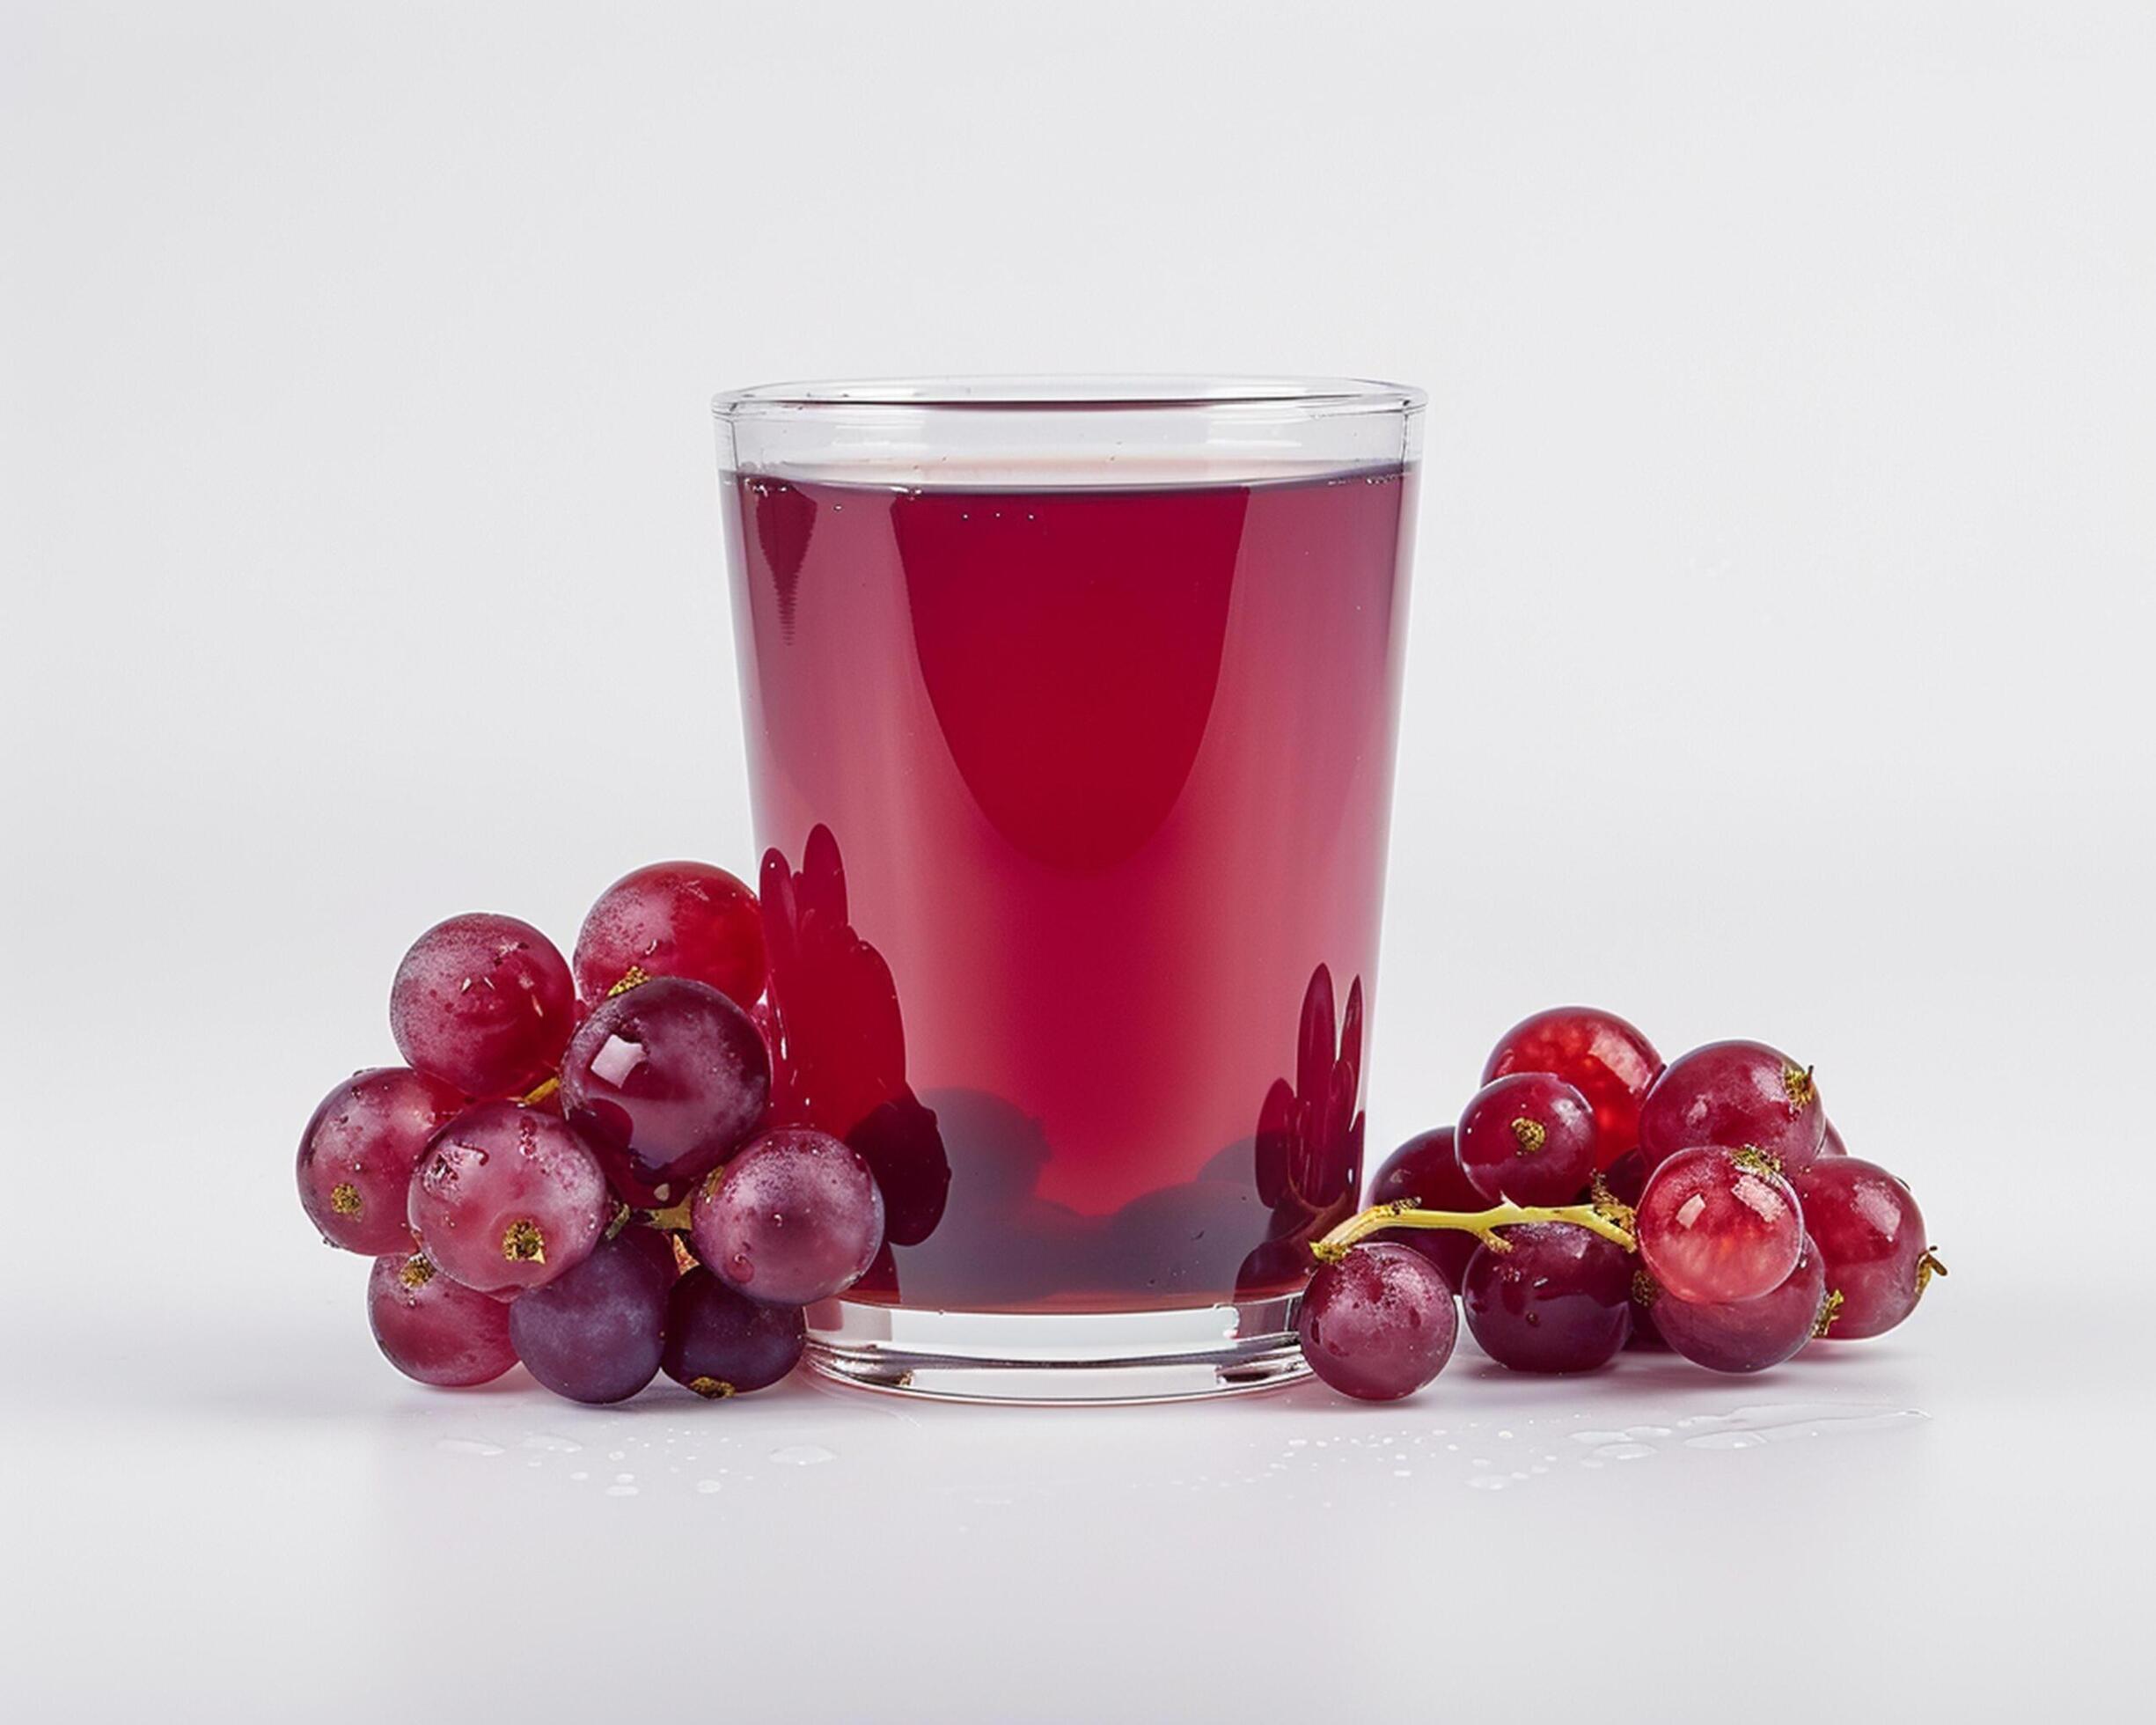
<box><xmin>522</xmin><ymin>1434</ymin><xmax>582</xmax><ymax>1452</ymax></box>
<box><xmin>695</xmin><ymin>1479</ymin><xmax>723</xmax><ymax>1494</ymax></box>
<box><xmin>436</xmin><ymin>1438</ymin><xmax>503</xmax><ymax>1457</ymax></box>
<box><xmin>768</xmin><ymin>1443</ymin><xmax>837</xmax><ymax>1466</ymax></box>
<box><xmin>1591</xmin><ymin>1442</ymin><xmax>1657</xmax><ymax>1462</ymax></box>
<box><xmin>1680</xmin><ymin>1404</ymin><xmax>1927</xmax><ymax>1450</ymax></box>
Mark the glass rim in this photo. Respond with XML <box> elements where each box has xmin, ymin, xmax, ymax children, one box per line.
<box><xmin>713</xmin><ymin>374</ymin><xmax>1426</xmax><ymax>420</ymax></box>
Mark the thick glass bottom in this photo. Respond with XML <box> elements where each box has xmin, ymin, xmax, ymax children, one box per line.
<box><xmin>804</xmin><ymin>1295</ymin><xmax>1310</xmax><ymax>1404</ymax></box>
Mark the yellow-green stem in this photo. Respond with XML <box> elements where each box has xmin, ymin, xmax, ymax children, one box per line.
<box><xmin>641</xmin><ymin>1198</ymin><xmax>695</xmax><ymax>1232</ymax></box>
<box><xmin>1310</xmin><ymin>1195</ymin><xmax>1637</xmax><ymax>1264</ymax></box>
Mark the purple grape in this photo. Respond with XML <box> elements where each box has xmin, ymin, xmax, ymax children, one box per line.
<box><xmin>297</xmin><ymin>1066</ymin><xmax>465</xmax><ymax>1255</ymax></box>
<box><xmin>1637</xmin><ymin>1038</ymin><xmax>1825</xmax><ymax>1175</ymax></box>
<box><xmin>506</xmin><ymin>1229</ymin><xmax>671</xmax><ymax>1404</ymax></box>
<box><xmin>407</xmin><ymin>1102</ymin><xmax>612</xmax><ymax>1295</ymax></box>
<box><xmin>389</xmin><ymin>912</ymin><xmax>576</xmax><ymax>1098</ymax></box>
<box><xmin>1456</xmin><ymin>1071</ymin><xmax>1599</xmax><ymax>1206</ymax></box>
<box><xmin>560</xmin><ymin>975</ymin><xmax>771</xmax><ymax>1206</ymax></box>
<box><xmin>1461</xmin><ymin>1222</ymin><xmax>1632</xmax><ymax>1373</ymax></box>
<box><xmin>1365</xmin><ymin>1127</ymin><xmax>1483</xmax><ymax>1284</ymax></box>
<box><xmin>617</xmin><ymin>1222</ymin><xmax>686</xmax><ymax>1284</ymax></box>
<box><xmin>690</xmin><ymin>1127</ymin><xmax>884</xmax><ymax>1306</ymax></box>
<box><xmin>367</xmin><ymin>1252</ymin><xmax>518</xmax><ymax>1387</ymax></box>
<box><xmin>662</xmin><ymin>1267</ymin><xmax>806</xmax><ymax>1398</ymax></box>
<box><xmin>1297</xmin><ymin>1243</ymin><xmax>1458</xmax><ymax>1402</ymax></box>
<box><xmin>1651</xmin><ymin>1234</ymin><xmax>1827</xmax><ymax>1373</ymax></box>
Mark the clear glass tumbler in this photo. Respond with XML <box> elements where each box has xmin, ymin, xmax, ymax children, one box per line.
<box><xmin>714</xmin><ymin>377</ymin><xmax>1422</xmax><ymax>1400</ymax></box>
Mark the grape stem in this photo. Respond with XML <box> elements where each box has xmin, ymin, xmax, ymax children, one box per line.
<box><xmin>641</xmin><ymin>1199</ymin><xmax>695</xmax><ymax>1232</ymax></box>
<box><xmin>1310</xmin><ymin>1193</ymin><xmax>1638</xmax><ymax>1264</ymax></box>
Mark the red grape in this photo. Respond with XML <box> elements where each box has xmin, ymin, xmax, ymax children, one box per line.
<box><xmin>1635</xmin><ymin>1144</ymin><xmax>1802</xmax><ymax>1305</ymax></box>
<box><xmin>662</xmin><ymin>1267</ymin><xmax>806</xmax><ymax>1397</ymax></box>
<box><xmin>1601</xmin><ymin>1148</ymin><xmax>1649</xmax><ymax>1208</ymax></box>
<box><xmin>690</xmin><ymin>1127</ymin><xmax>885</xmax><ymax>1305</ymax></box>
<box><xmin>367</xmin><ymin>1251</ymin><xmax>518</xmax><ymax>1387</ymax></box>
<box><xmin>1456</xmin><ymin>1072</ymin><xmax>1598</xmax><ymax>1206</ymax></box>
<box><xmin>1298</xmin><ymin>1243</ymin><xmax>1457</xmax><ymax>1401</ymax></box>
<box><xmin>1365</xmin><ymin>1127</ymin><xmax>1482</xmax><ymax>1284</ymax></box>
<box><xmin>1652</xmin><ymin>1234</ymin><xmax>1827</xmax><ymax>1372</ymax></box>
<box><xmin>560</xmin><ymin>975</ymin><xmax>770</xmax><ymax>1206</ymax></box>
<box><xmin>297</xmin><ymin>1066</ymin><xmax>464</xmax><ymax>1255</ymax></box>
<box><xmin>1793</xmin><ymin>1156</ymin><xmax>1934</xmax><ymax>1339</ymax></box>
<box><xmin>507</xmin><ymin>1229</ymin><xmax>671</xmax><ymax>1404</ymax></box>
<box><xmin>1625</xmin><ymin>1268</ymin><xmax>1669</xmax><ymax>1350</ymax></box>
<box><xmin>390</xmin><ymin>913</ymin><xmax>576</xmax><ymax>1097</ymax></box>
<box><xmin>1483</xmin><ymin>1006</ymin><xmax>1661</xmax><ymax>1167</ymax></box>
<box><xmin>1637</xmin><ymin>1039</ymin><xmax>1825</xmax><ymax>1174</ymax></box>
<box><xmin>573</xmin><ymin>861</ymin><xmax>766</xmax><ymax>1008</ymax></box>
<box><xmin>407</xmin><ymin>1102</ymin><xmax>611</xmax><ymax>1295</ymax></box>
<box><xmin>1461</xmin><ymin>1222</ymin><xmax>1632</xmax><ymax>1373</ymax></box>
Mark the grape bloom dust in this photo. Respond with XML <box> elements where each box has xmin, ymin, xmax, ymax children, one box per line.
<box><xmin>715</xmin><ymin>378</ymin><xmax>1422</xmax><ymax>1400</ymax></box>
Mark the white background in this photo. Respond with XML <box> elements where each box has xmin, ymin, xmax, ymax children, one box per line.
<box><xmin>4</xmin><ymin>4</ymin><xmax>2151</xmax><ymax>1719</ymax></box>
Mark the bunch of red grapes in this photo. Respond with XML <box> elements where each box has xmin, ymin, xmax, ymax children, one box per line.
<box><xmin>299</xmin><ymin>866</ymin><xmax>1940</xmax><ymax>1409</ymax></box>
<box><xmin>1298</xmin><ymin>1007</ymin><xmax>1944</xmax><ymax>1401</ymax></box>
<box><xmin>297</xmin><ymin>862</ymin><xmax>887</xmax><ymax>1404</ymax></box>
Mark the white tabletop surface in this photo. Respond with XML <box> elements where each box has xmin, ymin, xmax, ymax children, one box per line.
<box><xmin>6</xmin><ymin>1274</ymin><xmax>2135</xmax><ymax>1721</ymax></box>
<box><xmin>6</xmin><ymin>4</ymin><xmax>2151</xmax><ymax>1719</ymax></box>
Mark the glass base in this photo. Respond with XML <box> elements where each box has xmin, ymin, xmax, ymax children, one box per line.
<box><xmin>804</xmin><ymin>1294</ymin><xmax>1310</xmax><ymax>1404</ymax></box>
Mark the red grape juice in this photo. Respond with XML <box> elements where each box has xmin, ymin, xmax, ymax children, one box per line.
<box><xmin>725</xmin><ymin>466</ymin><xmax>1414</xmax><ymax>1312</ymax></box>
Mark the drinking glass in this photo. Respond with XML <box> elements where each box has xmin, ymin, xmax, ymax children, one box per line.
<box><xmin>714</xmin><ymin>377</ymin><xmax>1422</xmax><ymax>1400</ymax></box>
